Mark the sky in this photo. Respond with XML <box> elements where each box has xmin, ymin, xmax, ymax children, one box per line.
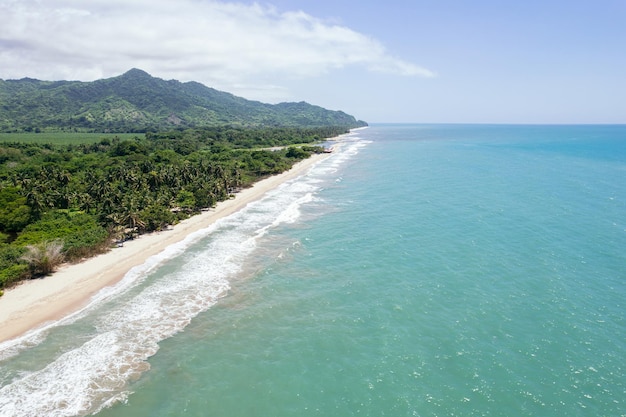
<box><xmin>1</xmin><ymin>0</ymin><xmax>625</xmax><ymax>124</ymax></box>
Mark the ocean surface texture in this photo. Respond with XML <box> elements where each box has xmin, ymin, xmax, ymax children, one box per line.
<box><xmin>1</xmin><ymin>124</ymin><xmax>625</xmax><ymax>416</ymax></box>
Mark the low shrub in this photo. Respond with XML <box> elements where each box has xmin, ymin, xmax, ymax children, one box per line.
<box><xmin>21</xmin><ymin>240</ymin><xmax>65</xmax><ymax>276</ymax></box>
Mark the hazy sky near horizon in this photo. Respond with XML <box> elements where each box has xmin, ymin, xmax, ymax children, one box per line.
<box><xmin>1</xmin><ymin>0</ymin><xmax>624</xmax><ymax>123</ymax></box>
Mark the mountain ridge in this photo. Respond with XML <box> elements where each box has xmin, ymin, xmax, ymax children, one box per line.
<box><xmin>0</xmin><ymin>69</ymin><xmax>367</xmax><ymax>132</ymax></box>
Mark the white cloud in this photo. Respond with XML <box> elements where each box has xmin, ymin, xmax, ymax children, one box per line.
<box><xmin>0</xmin><ymin>0</ymin><xmax>434</xmax><ymax>101</ymax></box>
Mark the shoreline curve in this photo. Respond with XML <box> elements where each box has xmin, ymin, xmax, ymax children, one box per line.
<box><xmin>0</xmin><ymin>152</ymin><xmax>330</xmax><ymax>344</ymax></box>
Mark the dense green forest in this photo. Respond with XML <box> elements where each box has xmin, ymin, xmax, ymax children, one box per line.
<box><xmin>0</xmin><ymin>69</ymin><xmax>368</xmax><ymax>132</ymax></box>
<box><xmin>0</xmin><ymin>125</ymin><xmax>347</xmax><ymax>289</ymax></box>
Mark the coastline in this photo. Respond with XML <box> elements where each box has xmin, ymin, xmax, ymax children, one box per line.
<box><xmin>0</xmin><ymin>152</ymin><xmax>330</xmax><ymax>344</ymax></box>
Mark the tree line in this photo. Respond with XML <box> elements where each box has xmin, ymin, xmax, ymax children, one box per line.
<box><xmin>0</xmin><ymin>126</ymin><xmax>346</xmax><ymax>289</ymax></box>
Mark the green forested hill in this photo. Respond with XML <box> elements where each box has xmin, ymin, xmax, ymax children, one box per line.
<box><xmin>0</xmin><ymin>69</ymin><xmax>367</xmax><ymax>132</ymax></box>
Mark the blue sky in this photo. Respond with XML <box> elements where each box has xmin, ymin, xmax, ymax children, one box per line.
<box><xmin>1</xmin><ymin>0</ymin><xmax>624</xmax><ymax>123</ymax></box>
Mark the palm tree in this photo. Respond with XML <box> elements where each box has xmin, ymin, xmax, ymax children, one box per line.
<box><xmin>78</xmin><ymin>193</ymin><xmax>94</xmax><ymax>213</ymax></box>
<box><xmin>121</xmin><ymin>195</ymin><xmax>147</xmax><ymax>232</ymax></box>
<box><xmin>25</xmin><ymin>186</ymin><xmax>46</xmax><ymax>218</ymax></box>
<box><xmin>57</xmin><ymin>170</ymin><xmax>72</xmax><ymax>186</ymax></box>
<box><xmin>146</xmin><ymin>169</ymin><xmax>164</xmax><ymax>192</ymax></box>
<box><xmin>88</xmin><ymin>177</ymin><xmax>112</xmax><ymax>201</ymax></box>
<box><xmin>126</xmin><ymin>211</ymin><xmax>146</xmax><ymax>231</ymax></box>
<box><xmin>231</xmin><ymin>166</ymin><xmax>243</xmax><ymax>189</ymax></box>
<box><xmin>54</xmin><ymin>188</ymin><xmax>76</xmax><ymax>210</ymax></box>
<box><xmin>13</xmin><ymin>171</ymin><xmax>31</xmax><ymax>189</ymax></box>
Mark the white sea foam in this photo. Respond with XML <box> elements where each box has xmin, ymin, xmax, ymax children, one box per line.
<box><xmin>0</xmin><ymin>219</ymin><xmax>226</xmax><ymax>363</ymax></box>
<box><xmin>272</xmin><ymin>193</ymin><xmax>315</xmax><ymax>226</ymax></box>
<box><xmin>0</xmin><ymin>139</ymin><xmax>370</xmax><ymax>416</ymax></box>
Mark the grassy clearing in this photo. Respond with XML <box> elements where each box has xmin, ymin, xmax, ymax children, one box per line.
<box><xmin>0</xmin><ymin>132</ymin><xmax>144</xmax><ymax>145</ymax></box>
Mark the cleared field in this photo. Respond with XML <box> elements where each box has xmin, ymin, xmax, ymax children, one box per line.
<box><xmin>0</xmin><ymin>132</ymin><xmax>144</xmax><ymax>145</ymax></box>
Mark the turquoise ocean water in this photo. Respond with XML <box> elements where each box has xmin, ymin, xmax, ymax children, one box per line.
<box><xmin>1</xmin><ymin>124</ymin><xmax>625</xmax><ymax>416</ymax></box>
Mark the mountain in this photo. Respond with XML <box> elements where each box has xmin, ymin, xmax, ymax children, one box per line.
<box><xmin>0</xmin><ymin>69</ymin><xmax>367</xmax><ymax>132</ymax></box>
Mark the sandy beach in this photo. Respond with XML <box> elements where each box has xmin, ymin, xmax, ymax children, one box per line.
<box><xmin>0</xmin><ymin>152</ymin><xmax>329</xmax><ymax>344</ymax></box>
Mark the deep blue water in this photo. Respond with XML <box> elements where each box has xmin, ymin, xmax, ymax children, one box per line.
<box><xmin>1</xmin><ymin>124</ymin><xmax>625</xmax><ymax>416</ymax></box>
